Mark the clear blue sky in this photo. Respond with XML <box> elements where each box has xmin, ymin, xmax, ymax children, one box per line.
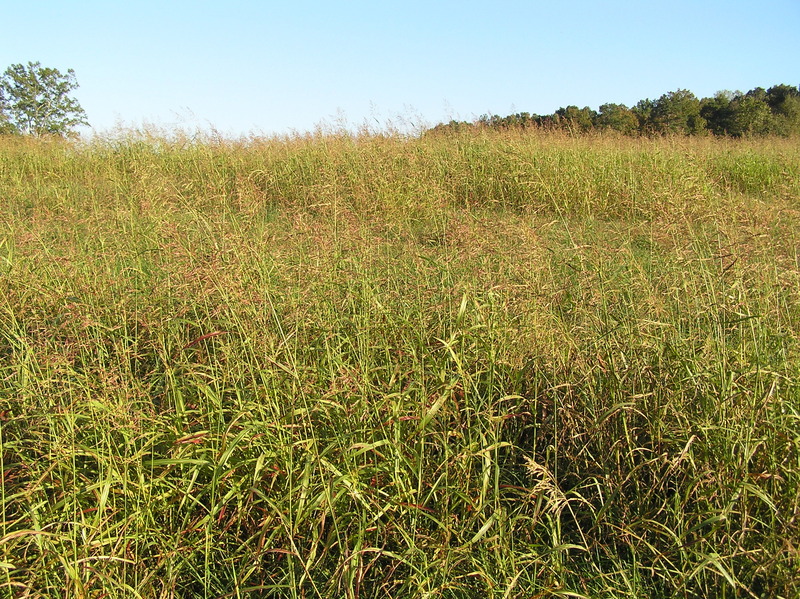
<box><xmin>2</xmin><ymin>0</ymin><xmax>798</xmax><ymax>136</ymax></box>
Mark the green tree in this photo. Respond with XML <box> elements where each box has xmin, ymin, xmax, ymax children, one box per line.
<box><xmin>766</xmin><ymin>84</ymin><xmax>800</xmax><ymax>136</ymax></box>
<box><xmin>765</xmin><ymin>84</ymin><xmax>799</xmax><ymax>111</ymax></box>
<box><xmin>751</xmin><ymin>87</ymin><xmax>768</xmax><ymax>100</ymax></box>
<box><xmin>650</xmin><ymin>89</ymin><xmax>706</xmax><ymax>135</ymax></box>
<box><xmin>0</xmin><ymin>88</ymin><xmax>16</xmax><ymax>134</ymax></box>
<box><xmin>701</xmin><ymin>91</ymin><xmax>735</xmax><ymax>135</ymax></box>
<box><xmin>632</xmin><ymin>98</ymin><xmax>655</xmax><ymax>133</ymax></box>
<box><xmin>729</xmin><ymin>94</ymin><xmax>773</xmax><ymax>136</ymax></box>
<box><xmin>0</xmin><ymin>61</ymin><xmax>88</xmax><ymax>136</ymax></box>
<box><xmin>702</xmin><ymin>90</ymin><xmax>773</xmax><ymax>137</ymax></box>
<box><xmin>596</xmin><ymin>103</ymin><xmax>639</xmax><ymax>134</ymax></box>
<box><xmin>426</xmin><ymin>119</ymin><xmax>474</xmax><ymax>135</ymax></box>
<box><xmin>554</xmin><ymin>105</ymin><xmax>597</xmax><ymax>133</ymax></box>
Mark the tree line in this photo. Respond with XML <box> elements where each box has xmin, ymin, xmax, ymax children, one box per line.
<box><xmin>2</xmin><ymin>61</ymin><xmax>798</xmax><ymax>139</ymax></box>
<box><xmin>428</xmin><ymin>84</ymin><xmax>800</xmax><ymax>137</ymax></box>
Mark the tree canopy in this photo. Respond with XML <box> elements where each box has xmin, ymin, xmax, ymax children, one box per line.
<box><xmin>0</xmin><ymin>61</ymin><xmax>88</xmax><ymax>137</ymax></box>
<box><xmin>427</xmin><ymin>83</ymin><xmax>800</xmax><ymax>138</ymax></box>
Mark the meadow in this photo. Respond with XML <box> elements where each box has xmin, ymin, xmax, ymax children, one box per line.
<box><xmin>0</xmin><ymin>128</ymin><xmax>798</xmax><ymax>598</ymax></box>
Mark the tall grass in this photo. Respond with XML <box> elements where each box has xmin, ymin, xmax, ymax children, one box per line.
<box><xmin>1</xmin><ymin>129</ymin><xmax>798</xmax><ymax>597</ymax></box>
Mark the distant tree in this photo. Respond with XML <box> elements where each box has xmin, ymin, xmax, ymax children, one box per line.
<box><xmin>425</xmin><ymin>82</ymin><xmax>799</xmax><ymax>139</ymax></box>
<box><xmin>765</xmin><ymin>84</ymin><xmax>798</xmax><ymax>110</ymax></box>
<box><xmin>632</xmin><ymin>98</ymin><xmax>655</xmax><ymax>133</ymax></box>
<box><xmin>0</xmin><ymin>87</ymin><xmax>16</xmax><ymax>134</ymax></box>
<box><xmin>477</xmin><ymin>113</ymin><xmax>503</xmax><ymax>129</ymax></box>
<box><xmin>701</xmin><ymin>91</ymin><xmax>736</xmax><ymax>135</ymax></box>
<box><xmin>554</xmin><ymin>105</ymin><xmax>597</xmax><ymax>133</ymax></box>
<box><xmin>0</xmin><ymin>61</ymin><xmax>88</xmax><ymax>136</ymax></box>
<box><xmin>476</xmin><ymin>112</ymin><xmax>550</xmax><ymax>130</ymax></box>
<box><xmin>744</xmin><ymin>87</ymin><xmax>767</xmax><ymax>104</ymax></box>
<box><xmin>498</xmin><ymin>112</ymin><xmax>537</xmax><ymax>129</ymax></box>
<box><xmin>729</xmin><ymin>94</ymin><xmax>772</xmax><ymax>136</ymax></box>
<box><xmin>700</xmin><ymin>90</ymin><xmax>771</xmax><ymax>137</ymax></box>
<box><xmin>596</xmin><ymin>103</ymin><xmax>639</xmax><ymax>134</ymax></box>
<box><xmin>0</xmin><ymin>115</ymin><xmax>13</xmax><ymax>134</ymax></box>
<box><xmin>766</xmin><ymin>84</ymin><xmax>800</xmax><ymax>136</ymax></box>
<box><xmin>425</xmin><ymin>119</ymin><xmax>474</xmax><ymax>135</ymax></box>
<box><xmin>650</xmin><ymin>89</ymin><xmax>706</xmax><ymax>135</ymax></box>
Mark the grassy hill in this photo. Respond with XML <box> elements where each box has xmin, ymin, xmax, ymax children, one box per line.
<box><xmin>1</xmin><ymin>129</ymin><xmax>798</xmax><ymax>597</ymax></box>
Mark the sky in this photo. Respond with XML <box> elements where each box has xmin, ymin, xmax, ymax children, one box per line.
<box><xmin>2</xmin><ymin>0</ymin><xmax>799</xmax><ymax>137</ymax></box>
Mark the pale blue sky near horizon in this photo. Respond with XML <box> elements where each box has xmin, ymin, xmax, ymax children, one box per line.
<box><xmin>2</xmin><ymin>0</ymin><xmax>798</xmax><ymax>137</ymax></box>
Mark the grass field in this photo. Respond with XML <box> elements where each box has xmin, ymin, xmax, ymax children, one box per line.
<box><xmin>1</xmin><ymin>129</ymin><xmax>799</xmax><ymax>598</ymax></box>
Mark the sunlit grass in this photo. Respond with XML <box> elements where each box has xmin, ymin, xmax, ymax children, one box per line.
<box><xmin>1</xmin><ymin>129</ymin><xmax>798</xmax><ymax>597</ymax></box>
